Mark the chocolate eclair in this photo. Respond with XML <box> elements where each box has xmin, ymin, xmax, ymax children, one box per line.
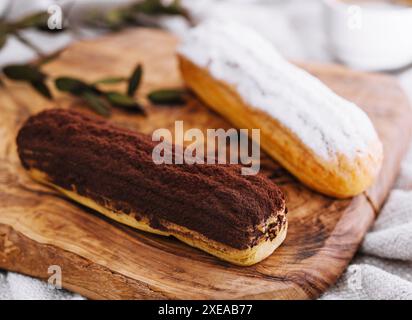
<box><xmin>16</xmin><ymin>109</ymin><xmax>287</xmax><ymax>266</ymax></box>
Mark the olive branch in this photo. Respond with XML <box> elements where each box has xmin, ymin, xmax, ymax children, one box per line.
<box><xmin>1</xmin><ymin>0</ymin><xmax>189</xmax><ymax>116</ymax></box>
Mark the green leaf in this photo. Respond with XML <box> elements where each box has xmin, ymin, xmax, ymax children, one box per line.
<box><xmin>100</xmin><ymin>8</ymin><xmax>133</xmax><ymax>31</ymax></box>
<box><xmin>127</xmin><ymin>64</ymin><xmax>142</xmax><ymax>97</ymax></box>
<box><xmin>93</xmin><ymin>77</ymin><xmax>127</xmax><ymax>85</ymax></box>
<box><xmin>105</xmin><ymin>91</ymin><xmax>136</xmax><ymax>106</ymax></box>
<box><xmin>131</xmin><ymin>0</ymin><xmax>161</xmax><ymax>15</ymax></box>
<box><xmin>81</xmin><ymin>91</ymin><xmax>111</xmax><ymax>117</ymax></box>
<box><xmin>132</xmin><ymin>0</ymin><xmax>180</xmax><ymax>15</ymax></box>
<box><xmin>56</xmin><ymin>77</ymin><xmax>110</xmax><ymax>116</ymax></box>
<box><xmin>14</xmin><ymin>12</ymin><xmax>49</xmax><ymax>29</ymax></box>
<box><xmin>55</xmin><ymin>77</ymin><xmax>87</xmax><ymax>93</ymax></box>
<box><xmin>131</xmin><ymin>0</ymin><xmax>191</xmax><ymax>20</ymax></box>
<box><xmin>55</xmin><ymin>77</ymin><xmax>99</xmax><ymax>96</ymax></box>
<box><xmin>147</xmin><ymin>89</ymin><xmax>186</xmax><ymax>105</ymax></box>
<box><xmin>105</xmin><ymin>8</ymin><xmax>127</xmax><ymax>26</ymax></box>
<box><xmin>3</xmin><ymin>64</ymin><xmax>46</xmax><ymax>82</ymax></box>
<box><xmin>105</xmin><ymin>91</ymin><xmax>145</xmax><ymax>114</ymax></box>
<box><xmin>30</xmin><ymin>80</ymin><xmax>52</xmax><ymax>99</ymax></box>
<box><xmin>85</xmin><ymin>0</ymin><xmax>190</xmax><ymax>31</ymax></box>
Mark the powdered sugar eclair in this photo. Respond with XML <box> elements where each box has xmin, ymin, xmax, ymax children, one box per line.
<box><xmin>177</xmin><ymin>21</ymin><xmax>383</xmax><ymax>198</ymax></box>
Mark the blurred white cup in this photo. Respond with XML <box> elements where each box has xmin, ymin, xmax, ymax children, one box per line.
<box><xmin>322</xmin><ymin>0</ymin><xmax>412</xmax><ymax>71</ymax></box>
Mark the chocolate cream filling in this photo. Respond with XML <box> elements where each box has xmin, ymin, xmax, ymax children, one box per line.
<box><xmin>17</xmin><ymin>109</ymin><xmax>286</xmax><ymax>249</ymax></box>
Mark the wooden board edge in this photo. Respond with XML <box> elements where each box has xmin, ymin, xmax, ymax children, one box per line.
<box><xmin>0</xmin><ymin>223</ymin><xmax>176</xmax><ymax>300</ymax></box>
<box><xmin>367</xmin><ymin>99</ymin><xmax>412</xmax><ymax>211</ymax></box>
<box><xmin>0</xmin><ymin>193</ymin><xmax>375</xmax><ymax>300</ymax></box>
<box><xmin>290</xmin><ymin>194</ymin><xmax>376</xmax><ymax>300</ymax></box>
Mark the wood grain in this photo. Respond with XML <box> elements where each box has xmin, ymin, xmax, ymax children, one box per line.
<box><xmin>0</xmin><ymin>28</ymin><xmax>411</xmax><ymax>299</ymax></box>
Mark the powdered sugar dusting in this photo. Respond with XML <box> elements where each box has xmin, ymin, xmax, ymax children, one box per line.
<box><xmin>178</xmin><ymin>20</ymin><xmax>380</xmax><ymax>160</ymax></box>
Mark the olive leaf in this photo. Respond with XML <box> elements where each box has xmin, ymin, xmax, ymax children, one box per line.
<box><xmin>87</xmin><ymin>8</ymin><xmax>134</xmax><ymax>31</ymax></box>
<box><xmin>3</xmin><ymin>64</ymin><xmax>46</xmax><ymax>82</ymax></box>
<box><xmin>132</xmin><ymin>0</ymin><xmax>188</xmax><ymax>17</ymax></box>
<box><xmin>2</xmin><ymin>63</ymin><xmax>51</xmax><ymax>99</ymax></box>
<box><xmin>93</xmin><ymin>77</ymin><xmax>127</xmax><ymax>85</ymax></box>
<box><xmin>30</xmin><ymin>80</ymin><xmax>52</xmax><ymax>99</ymax></box>
<box><xmin>13</xmin><ymin>12</ymin><xmax>49</xmax><ymax>29</ymax></box>
<box><xmin>86</xmin><ymin>0</ymin><xmax>191</xmax><ymax>30</ymax></box>
<box><xmin>55</xmin><ymin>77</ymin><xmax>88</xmax><ymax>93</ymax></box>
<box><xmin>105</xmin><ymin>91</ymin><xmax>145</xmax><ymax>114</ymax></box>
<box><xmin>127</xmin><ymin>64</ymin><xmax>142</xmax><ymax>97</ymax></box>
<box><xmin>55</xmin><ymin>76</ymin><xmax>146</xmax><ymax>117</ymax></box>
<box><xmin>81</xmin><ymin>91</ymin><xmax>111</xmax><ymax>117</ymax></box>
<box><xmin>56</xmin><ymin>77</ymin><xmax>110</xmax><ymax>116</ymax></box>
<box><xmin>55</xmin><ymin>77</ymin><xmax>99</xmax><ymax>96</ymax></box>
<box><xmin>147</xmin><ymin>89</ymin><xmax>186</xmax><ymax>105</ymax></box>
<box><xmin>104</xmin><ymin>8</ymin><xmax>132</xmax><ymax>30</ymax></box>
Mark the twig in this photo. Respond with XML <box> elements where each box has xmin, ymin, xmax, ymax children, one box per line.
<box><xmin>13</xmin><ymin>31</ymin><xmax>45</xmax><ymax>58</ymax></box>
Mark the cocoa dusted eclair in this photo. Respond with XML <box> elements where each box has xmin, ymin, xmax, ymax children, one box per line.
<box><xmin>16</xmin><ymin>109</ymin><xmax>287</xmax><ymax>266</ymax></box>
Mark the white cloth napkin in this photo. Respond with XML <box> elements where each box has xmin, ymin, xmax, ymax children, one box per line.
<box><xmin>0</xmin><ymin>0</ymin><xmax>411</xmax><ymax>300</ymax></box>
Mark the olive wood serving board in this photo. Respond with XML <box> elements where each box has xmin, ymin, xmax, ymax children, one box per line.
<box><xmin>0</xmin><ymin>29</ymin><xmax>411</xmax><ymax>299</ymax></box>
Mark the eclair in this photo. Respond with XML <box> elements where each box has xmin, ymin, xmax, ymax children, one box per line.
<box><xmin>16</xmin><ymin>109</ymin><xmax>287</xmax><ymax>266</ymax></box>
<box><xmin>178</xmin><ymin>21</ymin><xmax>383</xmax><ymax>198</ymax></box>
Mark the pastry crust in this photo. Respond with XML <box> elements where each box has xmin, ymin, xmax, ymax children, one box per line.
<box><xmin>178</xmin><ymin>55</ymin><xmax>383</xmax><ymax>198</ymax></box>
<box><xmin>17</xmin><ymin>109</ymin><xmax>288</xmax><ymax>266</ymax></box>
<box><xmin>28</xmin><ymin>169</ymin><xmax>287</xmax><ymax>266</ymax></box>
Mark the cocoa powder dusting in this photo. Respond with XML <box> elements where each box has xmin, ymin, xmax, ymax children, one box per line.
<box><xmin>17</xmin><ymin>109</ymin><xmax>285</xmax><ymax>249</ymax></box>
